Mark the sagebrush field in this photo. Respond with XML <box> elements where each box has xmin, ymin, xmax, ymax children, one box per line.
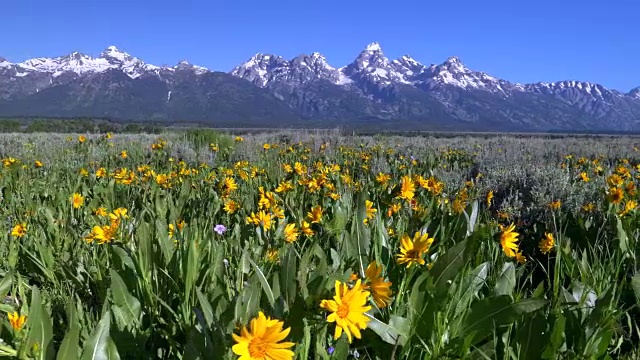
<box><xmin>1</xmin><ymin>130</ymin><xmax>640</xmax><ymax>359</ymax></box>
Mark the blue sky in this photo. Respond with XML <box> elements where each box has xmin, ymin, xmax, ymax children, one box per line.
<box><xmin>2</xmin><ymin>0</ymin><xmax>638</xmax><ymax>91</ymax></box>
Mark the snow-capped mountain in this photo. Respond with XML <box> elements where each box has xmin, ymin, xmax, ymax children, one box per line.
<box><xmin>2</xmin><ymin>42</ymin><xmax>640</xmax><ymax>132</ymax></box>
<box><xmin>340</xmin><ymin>42</ymin><xmax>411</xmax><ymax>85</ymax></box>
<box><xmin>390</xmin><ymin>55</ymin><xmax>426</xmax><ymax>79</ymax></box>
<box><xmin>229</xmin><ymin>42</ymin><xmax>640</xmax><ymax>131</ymax></box>
<box><xmin>230</xmin><ymin>42</ymin><xmax>640</xmax><ymax>101</ymax></box>
<box><xmin>0</xmin><ymin>46</ymin><xmax>208</xmax><ymax>82</ymax></box>
<box><xmin>229</xmin><ymin>52</ymin><xmax>349</xmax><ymax>87</ymax></box>
<box><xmin>0</xmin><ymin>46</ymin><xmax>300</xmax><ymax>126</ymax></box>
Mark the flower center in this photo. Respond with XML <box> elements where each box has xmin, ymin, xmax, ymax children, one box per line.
<box><xmin>405</xmin><ymin>249</ymin><xmax>420</xmax><ymax>260</ymax></box>
<box><xmin>337</xmin><ymin>303</ymin><xmax>350</xmax><ymax>318</ymax></box>
<box><xmin>248</xmin><ymin>337</ymin><xmax>268</xmax><ymax>358</ymax></box>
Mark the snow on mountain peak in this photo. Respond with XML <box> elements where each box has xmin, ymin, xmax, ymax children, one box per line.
<box><xmin>365</xmin><ymin>42</ymin><xmax>382</xmax><ymax>52</ymax></box>
<box><xmin>390</xmin><ymin>55</ymin><xmax>425</xmax><ymax>81</ymax></box>
<box><xmin>310</xmin><ymin>52</ymin><xmax>326</xmax><ymax>60</ymax></box>
<box><xmin>174</xmin><ymin>60</ymin><xmax>209</xmax><ymax>74</ymax></box>
<box><xmin>175</xmin><ymin>60</ymin><xmax>192</xmax><ymax>68</ymax></box>
<box><xmin>628</xmin><ymin>87</ymin><xmax>640</xmax><ymax>99</ymax></box>
<box><xmin>100</xmin><ymin>45</ymin><xmax>134</xmax><ymax>64</ymax></box>
<box><xmin>232</xmin><ymin>51</ymin><xmax>347</xmax><ymax>87</ymax></box>
<box><xmin>412</xmin><ymin>56</ymin><xmax>511</xmax><ymax>93</ymax></box>
<box><xmin>2</xmin><ymin>45</ymin><xmax>208</xmax><ymax>80</ymax></box>
<box><xmin>445</xmin><ymin>56</ymin><xmax>461</xmax><ymax>64</ymax></box>
<box><xmin>399</xmin><ymin>54</ymin><xmax>418</xmax><ymax>63</ymax></box>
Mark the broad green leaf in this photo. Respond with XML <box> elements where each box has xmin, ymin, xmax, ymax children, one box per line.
<box><xmin>26</xmin><ymin>287</ymin><xmax>54</xmax><ymax>360</ymax></box>
<box><xmin>331</xmin><ymin>337</ymin><xmax>350</xmax><ymax>360</ymax></box>
<box><xmin>431</xmin><ymin>240</ymin><xmax>467</xmax><ymax>291</ymax></box>
<box><xmin>184</xmin><ymin>234</ymin><xmax>200</xmax><ymax>309</ymax></box>
<box><xmin>495</xmin><ymin>262</ymin><xmax>516</xmax><ymax>296</ymax></box>
<box><xmin>516</xmin><ymin>313</ymin><xmax>549</xmax><ymax>360</ymax></box>
<box><xmin>616</xmin><ymin>217</ymin><xmax>629</xmax><ymax>255</ymax></box>
<box><xmin>155</xmin><ymin>219</ymin><xmax>175</xmax><ymax>264</ymax></box>
<box><xmin>81</xmin><ymin>311</ymin><xmax>120</xmax><ymax>360</ymax></box>
<box><xmin>514</xmin><ymin>298</ymin><xmax>546</xmax><ymax>314</ymax></box>
<box><xmin>248</xmin><ymin>256</ymin><xmax>275</xmax><ymax>308</ymax></box>
<box><xmin>280</xmin><ymin>246</ymin><xmax>297</xmax><ymax>305</ymax></box>
<box><xmin>196</xmin><ymin>288</ymin><xmax>214</xmax><ymax>327</ymax></box>
<box><xmin>455</xmin><ymin>262</ymin><xmax>490</xmax><ymax>316</ymax></box>
<box><xmin>542</xmin><ymin>314</ymin><xmax>566</xmax><ymax>358</ymax></box>
<box><xmin>111</xmin><ymin>246</ymin><xmax>135</xmax><ymax>271</ymax></box>
<box><xmin>0</xmin><ymin>271</ymin><xmax>12</xmax><ymax>299</ymax></box>
<box><xmin>632</xmin><ymin>274</ymin><xmax>640</xmax><ymax>305</ymax></box>
<box><xmin>57</xmin><ymin>303</ymin><xmax>80</xmax><ymax>360</ymax></box>
<box><xmin>465</xmin><ymin>200</ymin><xmax>479</xmax><ymax>236</ymax></box>
<box><xmin>462</xmin><ymin>295</ymin><xmax>518</xmax><ymax>344</ymax></box>
<box><xmin>366</xmin><ymin>314</ymin><xmax>410</xmax><ymax>346</ymax></box>
<box><xmin>234</xmin><ymin>276</ymin><xmax>262</xmax><ymax>324</ymax></box>
<box><xmin>109</xmin><ymin>269</ymin><xmax>141</xmax><ymax>330</ymax></box>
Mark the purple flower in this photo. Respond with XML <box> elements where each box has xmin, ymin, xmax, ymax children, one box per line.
<box><xmin>214</xmin><ymin>224</ymin><xmax>227</xmax><ymax>235</ymax></box>
<box><xmin>327</xmin><ymin>347</ymin><xmax>335</xmax><ymax>355</ymax></box>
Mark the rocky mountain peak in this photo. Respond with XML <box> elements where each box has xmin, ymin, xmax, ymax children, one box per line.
<box><xmin>364</xmin><ymin>42</ymin><xmax>382</xmax><ymax>52</ymax></box>
<box><xmin>629</xmin><ymin>87</ymin><xmax>640</xmax><ymax>99</ymax></box>
<box><xmin>391</xmin><ymin>55</ymin><xmax>425</xmax><ymax>76</ymax></box>
<box><xmin>352</xmin><ymin>42</ymin><xmax>389</xmax><ymax>70</ymax></box>
<box><xmin>99</xmin><ymin>46</ymin><xmax>134</xmax><ymax>64</ymax></box>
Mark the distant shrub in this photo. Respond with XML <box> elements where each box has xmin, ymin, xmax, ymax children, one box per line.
<box><xmin>183</xmin><ymin>128</ymin><xmax>233</xmax><ymax>152</ymax></box>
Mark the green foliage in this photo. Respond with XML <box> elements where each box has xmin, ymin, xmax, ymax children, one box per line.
<box><xmin>0</xmin><ymin>132</ymin><xmax>638</xmax><ymax>359</ymax></box>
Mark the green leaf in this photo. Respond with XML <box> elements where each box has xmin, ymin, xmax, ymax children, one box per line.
<box><xmin>57</xmin><ymin>304</ymin><xmax>80</xmax><ymax>360</ymax></box>
<box><xmin>235</xmin><ymin>276</ymin><xmax>262</xmax><ymax>324</ymax></box>
<box><xmin>514</xmin><ymin>298</ymin><xmax>546</xmax><ymax>314</ymax></box>
<box><xmin>431</xmin><ymin>240</ymin><xmax>467</xmax><ymax>292</ymax></box>
<box><xmin>366</xmin><ymin>314</ymin><xmax>410</xmax><ymax>346</ymax></box>
<box><xmin>616</xmin><ymin>217</ymin><xmax>629</xmax><ymax>255</ymax></box>
<box><xmin>495</xmin><ymin>262</ymin><xmax>516</xmax><ymax>296</ymax></box>
<box><xmin>542</xmin><ymin>314</ymin><xmax>566</xmax><ymax>358</ymax></box>
<box><xmin>331</xmin><ymin>337</ymin><xmax>350</xmax><ymax>360</ymax></box>
<box><xmin>631</xmin><ymin>274</ymin><xmax>640</xmax><ymax>305</ymax></box>
<box><xmin>516</xmin><ymin>314</ymin><xmax>549</xmax><ymax>360</ymax></box>
<box><xmin>81</xmin><ymin>311</ymin><xmax>120</xmax><ymax>360</ymax></box>
<box><xmin>155</xmin><ymin>219</ymin><xmax>175</xmax><ymax>264</ymax></box>
<box><xmin>465</xmin><ymin>200</ymin><xmax>479</xmax><ymax>236</ymax></box>
<box><xmin>111</xmin><ymin>246</ymin><xmax>135</xmax><ymax>271</ymax></box>
<box><xmin>248</xmin><ymin>256</ymin><xmax>275</xmax><ymax>308</ymax></box>
<box><xmin>26</xmin><ymin>287</ymin><xmax>54</xmax><ymax>360</ymax></box>
<box><xmin>462</xmin><ymin>295</ymin><xmax>518</xmax><ymax>344</ymax></box>
<box><xmin>280</xmin><ymin>246</ymin><xmax>297</xmax><ymax>305</ymax></box>
<box><xmin>0</xmin><ymin>271</ymin><xmax>12</xmax><ymax>299</ymax></box>
<box><xmin>590</xmin><ymin>329</ymin><xmax>613</xmax><ymax>357</ymax></box>
<box><xmin>196</xmin><ymin>288</ymin><xmax>214</xmax><ymax>327</ymax></box>
<box><xmin>455</xmin><ymin>262</ymin><xmax>490</xmax><ymax>316</ymax></box>
<box><xmin>109</xmin><ymin>269</ymin><xmax>141</xmax><ymax>330</ymax></box>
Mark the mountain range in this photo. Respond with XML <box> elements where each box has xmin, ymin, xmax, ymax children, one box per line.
<box><xmin>1</xmin><ymin>43</ymin><xmax>639</xmax><ymax>131</ymax></box>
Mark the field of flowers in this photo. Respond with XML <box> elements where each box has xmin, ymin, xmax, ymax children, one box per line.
<box><xmin>1</xmin><ymin>130</ymin><xmax>640</xmax><ymax>359</ymax></box>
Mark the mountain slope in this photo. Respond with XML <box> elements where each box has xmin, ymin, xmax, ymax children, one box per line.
<box><xmin>0</xmin><ymin>46</ymin><xmax>302</xmax><ymax>126</ymax></box>
<box><xmin>0</xmin><ymin>68</ymin><xmax>301</xmax><ymax>126</ymax></box>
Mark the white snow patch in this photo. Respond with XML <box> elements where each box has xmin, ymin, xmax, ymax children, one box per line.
<box><xmin>365</xmin><ymin>42</ymin><xmax>381</xmax><ymax>52</ymax></box>
<box><xmin>372</xmin><ymin>68</ymin><xmax>389</xmax><ymax>78</ymax></box>
<box><xmin>336</xmin><ymin>68</ymin><xmax>353</xmax><ymax>85</ymax></box>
